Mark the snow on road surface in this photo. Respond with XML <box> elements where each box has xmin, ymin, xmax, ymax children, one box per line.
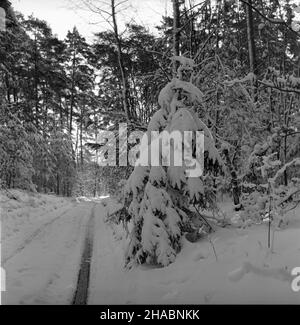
<box><xmin>72</xmin><ymin>204</ymin><xmax>96</xmax><ymax>305</ymax></box>
<box><xmin>1</xmin><ymin>191</ymin><xmax>94</xmax><ymax>304</ymax></box>
<box><xmin>1</xmin><ymin>191</ymin><xmax>300</xmax><ymax>304</ymax></box>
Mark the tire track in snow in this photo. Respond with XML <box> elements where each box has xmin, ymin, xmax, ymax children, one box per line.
<box><xmin>2</xmin><ymin>206</ymin><xmax>73</xmax><ymax>265</ymax></box>
<box><xmin>26</xmin><ymin>206</ymin><xmax>91</xmax><ymax>304</ymax></box>
<box><xmin>72</xmin><ymin>204</ymin><xmax>96</xmax><ymax>305</ymax></box>
<box><xmin>2</xmin><ymin>203</ymin><xmax>94</xmax><ymax>305</ymax></box>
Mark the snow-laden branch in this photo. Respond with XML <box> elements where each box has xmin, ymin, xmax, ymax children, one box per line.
<box><xmin>270</xmin><ymin>158</ymin><xmax>300</xmax><ymax>185</ymax></box>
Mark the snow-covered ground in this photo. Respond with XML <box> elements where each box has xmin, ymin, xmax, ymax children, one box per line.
<box><xmin>89</xmin><ymin>199</ymin><xmax>300</xmax><ymax>305</ymax></box>
<box><xmin>1</xmin><ymin>190</ymin><xmax>73</xmax><ymax>263</ymax></box>
<box><xmin>1</xmin><ymin>191</ymin><xmax>299</xmax><ymax>304</ymax></box>
<box><xmin>1</xmin><ymin>190</ymin><xmax>93</xmax><ymax>304</ymax></box>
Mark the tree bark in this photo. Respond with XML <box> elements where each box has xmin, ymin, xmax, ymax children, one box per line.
<box><xmin>80</xmin><ymin>104</ymin><xmax>84</xmax><ymax>168</ymax></box>
<box><xmin>245</xmin><ymin>0</ymin><xmax>257</xmax><ymax>75</ymax></box>
<box><xmin>69</xmin><ymin>47</ymin><xmax>76</xmax><ymax>134</ymax></box>
<box><xmin>111</xmin><ymin>0</ymin><xmax>131</xmax><ymax>122</ymax></box>
<box><xmin>172</xmin><ymin>0</ymin><xmax>181</xmax><ymax>76</ymax></box>
<box><xmin>223</xmin><ymin>149</ymin><xmax>242</xmax><ymax>210</ymax></box>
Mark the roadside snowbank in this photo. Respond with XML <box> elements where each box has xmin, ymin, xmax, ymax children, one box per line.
<box><xmin>0</xmin><ymin>190</ymin><xmax>73</xmax><ymax>262</ymax></box>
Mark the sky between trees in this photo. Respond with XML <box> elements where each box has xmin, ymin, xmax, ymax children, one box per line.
<box><xmin>12</xmin><ymin>0</ymin><xmax>173</xmax><ymax>40</ymax></box>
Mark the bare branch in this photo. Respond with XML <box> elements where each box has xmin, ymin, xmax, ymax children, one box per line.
<box><xmin>180</xmin><ymin>1</ymin><xmax>206</xmax><ymax>18</ymax></box>
<box><xmin>114</xmin><ymin>0</ymin><xmax>129</xmax><ymax>9</ymax></box>
<box><xmin>258</xmin><ymin>80</ymin><xmax>300</xmax><ymax>95</ymax></box>
<box><xmin>239</xmin><ymin>0</ymin><xmax>300</xmax><ymax>37</ymax></box>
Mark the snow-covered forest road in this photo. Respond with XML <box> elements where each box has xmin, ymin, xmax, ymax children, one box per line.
<box><xmin>2</xmin><ymin>196</ymin><xmax>99</xmax><ymax>305</ymax></box>
<box><xmin>1</xmin><ymin>191</ymin><xmax>300</xmax><ymax>305</ymax></box>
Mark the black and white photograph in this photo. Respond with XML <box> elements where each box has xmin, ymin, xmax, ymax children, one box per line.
<box><xmin>0</xmin><ymin>0</ymin><xmax>300</xmax><ymax>309</ymax></box>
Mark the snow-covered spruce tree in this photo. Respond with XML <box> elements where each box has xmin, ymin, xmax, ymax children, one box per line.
<box><xmin>123</xmin><ymin>56</ymin><xmax>224</xmax><ymax>268</ymax></box>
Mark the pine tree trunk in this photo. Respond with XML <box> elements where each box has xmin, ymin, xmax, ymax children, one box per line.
<box><xmin>111</xmin><ymin>0</ymin><xmax>131</xmax><ymax>122</ymax></box>
<box><xmin>223</xmin><ymin>149</ymin><xmax>241</xmax><ymax>210</ymax></box>
<box><xmin>34</xmin><ymin>34</ymin><xmax>39</xmax><ymax>127</ymax></box>
<box><xmin>245</xmin><ymin>0</ymin><xmax>257</xmax><ymax>75</ymax></box>
<box><xmin>69</xmin><ymin>49</ymin><xmax>76</xmax><ymax>134</ymax></box>
<box><xmin>172</xmin><ymin>0</ymin><xmax>181</xmax><ymax>76</ymax></box>
<box><xmin>80</xmin><ymin>105</ymin><xmax>84</xmax><ymax>169</ymax></box>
